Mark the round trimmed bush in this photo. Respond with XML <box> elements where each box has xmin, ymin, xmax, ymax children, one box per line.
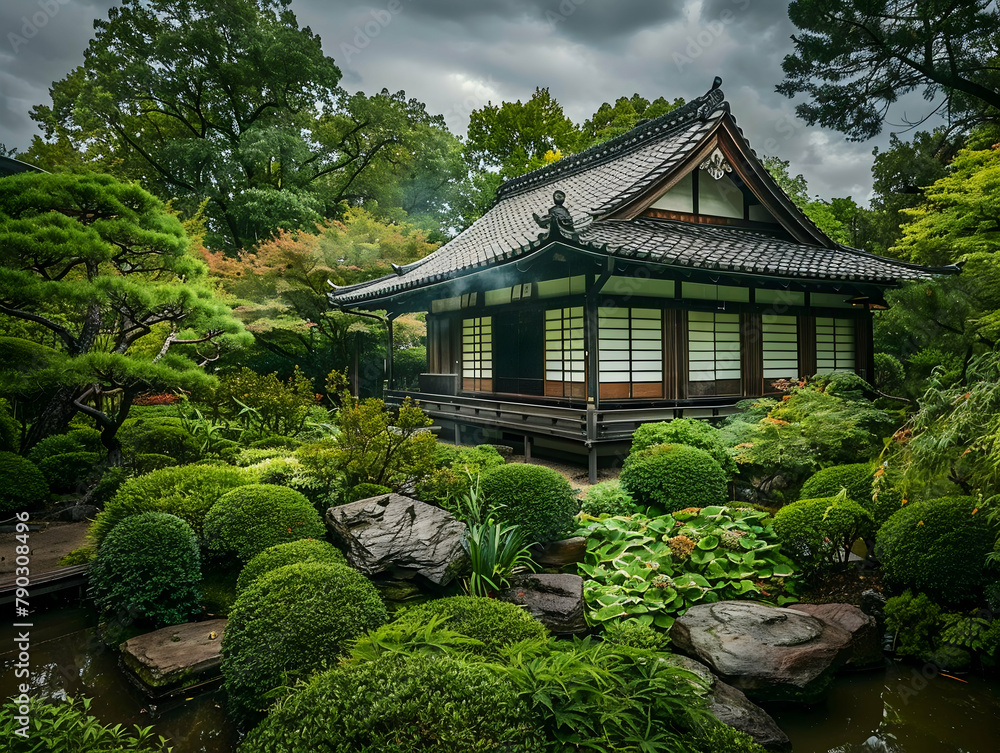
<box><xmin>799</xmin><ymin>463</ymin><xmax>903</xmax><ymax>530</ymax></box>
<box><xmin>619</xmin><ymin>444</ymin><xmax>727</xmax><ymax>514</ymax></box>
<box><xmin>876</xmin><ymin>496</ymin><xmax>997</xmax><ymax>606</ymax></box>
<box><xmin>26</xmin><ymin>430</ymin><xmax>97</xmax><ymax>465</ymax></box>
<box><xmin>630</xmin><ymin>419</ymin><xmax>737</xmax><ymax>476</ymax></box>
<box><xmin>203</xmin><ymin>484</ymin><xmax>326</xmax><ymax>563</ymax></box>
<box><xmin>773</xmin><ymin>495</ymin><xmax>875</xmax><ymax>576</ymax></box>
<box><xmin>89</xmin><ymin>463</ymin><xmax>253</xmax><ymax>546</ymax></box>
<box><xmin>221</xmin><ymin>562</ymin><xmax>388</xmax><ymax>723</ymax></box>
<box><xmin>0</xmin><ymin>451</ymin><xmax>48</xmax><ymax>514</ymax></box>
<box><xmin>88</xmin><ymin>511</ymin><xmax>202</xmax><ymax>628</ymax></box>
<box><xmin>479</xmin><ymin>463</ymin><xmax>578</xmax><ymax>544</ymax></box>
<box><xmin>580</xmin><ymin>480</ymin><xmax>639</xmax><ymax>517</ymax></box>
<box><xmin>390</xmin><ymin>596</ymin><xmax>547</xmax><ymax>658</ymax></box>
<box><xmin>236</xmin><ymin>539</ymin><xmax>347</xmax><ymax>594</ymax></box>
<box><xmin>119</xmin><ymin>417</ymin><xmax>202</xmax><ymax>464</ymax></box>
<box><xmin>35</xmin><ymin>451</ymin><xmax>103</xmax><ymax>494</ymax></box>
<box><xmin>240</xmin><ymin>652</ymin><xmax>532</xmax><ymax>752</ymax></box>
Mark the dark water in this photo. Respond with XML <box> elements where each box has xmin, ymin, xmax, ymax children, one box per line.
<box><xmin>4</xmin><ymin>610</ymin><xmax>1000</xmax><ymax>753</ymax></box>
<box><xmin>1</xmin><ymin>608</ymin><xmax>238</xmax><ymax>752</ymax></box>
<box><xmin>770</xmin><ymin>662</ymin><xmax>1000</xmax><ymax>753</ymax></box>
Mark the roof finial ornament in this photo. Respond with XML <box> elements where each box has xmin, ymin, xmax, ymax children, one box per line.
<box><xmin>533</xmin><ymin>189</ymin><xmax>576</xmax><ymax>239</ymax></box>
<box><xmin>712</xmin><ymin>76</ymin><xmax>723</xmax><ymax>90</ymax></box>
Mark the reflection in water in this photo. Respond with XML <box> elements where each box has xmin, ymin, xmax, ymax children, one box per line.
<box><xmin>1</xmin><ymin>609</ymin><xmax>238</xmax><ymax>753</ymax></box>
<box><xmin>770</xmin><ymin>661</ymin><xmax>1000</xmax><ymax>753</ymax></box>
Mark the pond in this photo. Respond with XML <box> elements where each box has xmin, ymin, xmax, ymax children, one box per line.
<box><xmin>4</xmin><ymin>608</ymin><xmax>1000</xmax><ymax>752</ymax></box>
<box><xmin>1</xmin><ymin>608</ymin><xmax>238</xmax><ymax>752</ymax></box>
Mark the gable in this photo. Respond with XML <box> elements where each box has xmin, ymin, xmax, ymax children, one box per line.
<box><xmin>649</xmin><ymin>148</ymin><xmax>780</xmax><ymax>225</ymax></box>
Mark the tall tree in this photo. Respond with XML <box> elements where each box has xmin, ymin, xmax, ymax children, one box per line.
<box><xmin>0</xmin><ymin>172</ymin><xmax>248</xmax><ymax>460</ymax></box>
<box><xmin>778</xmin><ymin>0</ymin><xmax>1000</xmax><ymax>141</ymax></box>
<box><xmin>27</xmin><ymin>0</ymin><xmax>464</xmax><ymax>250</ymax></box>
<box><xmin>465</xmin><ymin>87</ymin><xmax>582</xmax><ymax>180</ymax></box>
<box><xmin>580</xmin><ymin>94</ymin><xmax>685</xmax><ymax>148</ymax></box>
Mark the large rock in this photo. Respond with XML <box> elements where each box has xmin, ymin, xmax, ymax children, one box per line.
<box><xmin>499</xmin><ymin>573</ymin><xmax>587</xmax><ymax>635</ymax></box>
<box><xmin>669</xmin><ymin>655</ymin><xmax>790</xmax><ymax>751</ymax></box>
<box><xmin>528</xmin><ymin>536</ymin><xmax>586</xmax><ymax>568</ymax></box>
<box><xmin>669</xmin><ymin>601</ymin><xmax>853</xmax><ymax>704</ymax></box>
<box><xmin>326</xmin><ymin>494</ymin><xmax>467</xmax><ymax>586</ymax></box>
<box><xmin>789</xmin><ymin>602</ymin><xmax>884</xmax><ymax>670</ymax></box>
<box><xmin>119</xmin><ymin>619</ymin><xmax>226</xmax><ymax>691</ymax></box>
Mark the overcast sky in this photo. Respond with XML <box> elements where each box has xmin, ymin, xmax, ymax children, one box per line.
<box><xmin>0</xmin><ymin>0</ymin><xmax>935</xmax><ymax>204</ymax></box>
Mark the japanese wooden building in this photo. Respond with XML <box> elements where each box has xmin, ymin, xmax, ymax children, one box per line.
<box><xmin>329</xmin><ymin>79</ymin><xmax>957</xmax><ymax>479</ymax></box>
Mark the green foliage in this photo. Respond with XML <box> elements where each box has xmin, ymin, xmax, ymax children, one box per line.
<box><xmin>779</xmin><ymin>1</ymin><xmax>1000</xmax><ymax>141</ymax></box>
<box><xmin>580</xmin><ymin>480</ymin><xmax>639</xmax><ymax>518</ymax></box>
<box><xmin>118</xmin><ymin>417</ymin><xmax>203</xmax><ymax>465</ymax></box>
<box><xmin>580</xmin><ymin>94</ymin><xmax>686</xmax><ymax>148</ymax></box>
<box><xmin>462</xmin><ymin>517</ymin><xmax>537</xmax><ymax>597</ymax></box>
<box><xmin>26</xmin><ymin>428</ymin><xmax>101</xmax><ymax>464</ymax></box>
<box><xmin>877</xmin><ymin>496</ymin><xmax>997</xmax><ymax>606</ymax></box>
<box><xmin>89</xmin><ymin>464</ymin><xmax>253</xmax><ymax>546</ymax></box>
<box><xmin>60</xmin><ymin>546</ymin><xmax>95</xmax><ymax>566</ymax></box>
<box><xmin>415</xmin><ymin>444</ymin><xmax>506</xmax><ymax>505</ymax></box>
<box><xmin>885</xmin><ymin>590</ymin><xmax>945</xmax><ymax>660</ymax></box>
<box><xmin>691</xmin><ymin>722</ymin><xmax>769</xmax><ymax>753</ymax></box>
<box><xmin>631</xmin><ymin>419</ymin><xmax>737</xmax><ymax>477</ymax></box>
<box><xmin>89</xmin><ymin>512</ymin><xmax>202</xmax><ymax>629</ymax></box>
<box><xmin>0</xmin><ymin>451</ymin><xmax>48</xmax><ymax>514</ymax></box>
<box><xmin>344</xmin><ymin>483</ymin><xmax>392</xmax><ymax>502</ymax></box>
<box><xmin>874</xmin><ymin>352</ymin><xmax>906</xmax><ymax>396</ymax></box>
<box><xmin>35</xmin><ymin>451</ymin><xmax>103</xmax><ymax>494</ymax></box>
<box><xmin>387</xmin><ymin>597</ymin><xmax>548</xmax><ymax>660</ymax></box>
<box><xmin>601</xmin><ymin>620</ymin><xmax>669</xmax><ymax>651</ymax></box>
<box><xmin>330</xmin><ymin>396</ymin><xmax>436</xmax><ymax>489</ymax></box>
<box><xmin>0</xmin><ymin>171</ymin><xmax>248</xmax><ymax>456</ymax></box>
<box><xmin>773</xmin><ymin>494</ymin><xmax>875</xmax><ymax>577</ymax></box>
<box><xmin>213</xmin><ymin>367</ymin><xmax>317</xmax><ymax>439</ymax></box>
<box><xmin>799</xmin><ymin>462</ymin><xmax>903</xmax><ymax>530</ymax></box>
<box><xmin>203</xmin><ymin>484</ymin><xmax>326</xmax><ymax>564</ymax></box>
<box><xmin>498</xmin><ymin>636</ymin><xmax>713</xmax><ymax>753</ymax></box>
<box><xmin>722</xmin><ymin>376</ymin><xmax>896</xmax><ymax>504</ymax></box>
<box><xmin>0</xmin><ymin>695</ymin><xmax>171</xmax><ymax>752</ymax></box>
<box><xmin>0</xmin><ymin>398</ymin><xmax>19</xmax><ymax>452</ymax></box>
<box><xmin>619</xmin><ymin>444</ymin><xmax>728</xmax><ymax>514</ymax></box>
<box><xmin>899</xmin><ymin>351</ymin><xmax>1000</xmax><ymax>499</ymax></box>
<box><xmin>236</xmin><ymin>539</ymin><xmax>347</xmax><ymax>594</ymax></box>
<box><xmin>479</xmin><ymin>463</ymin><xmax>579</xmax><ymax>544</ymax></box>
<box><xmin>579</xmin><ymin>508</ymin><xmax>799</xmax><ymax>632</ymax></box>
<box><xmin>240</xmin><ymin>652</ymin><xmax>533</xmax><ymax>752</ymax></box>
<box><xmin>221</xmin><ymin>561</ymin><xmax>388</xmax><ymax>724</ymax></box>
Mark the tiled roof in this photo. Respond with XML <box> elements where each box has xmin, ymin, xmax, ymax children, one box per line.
<box><xmin>330</xmin><ymin>81</ymin><xmax>954</xmax><ymax>306</ymax></box>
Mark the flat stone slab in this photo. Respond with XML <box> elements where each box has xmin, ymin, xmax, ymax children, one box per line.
<box><xmin>326</xmin><ymin>494</ymin><xmax>467</xmax><ymax>586</ymax></box>
<box><xmin>120</xmin><ymin>619</ymin><xmax>227</xmax><ymax>690</ymax></box>
<box><xmin>670</xmin><ymin>601</ymin><xmax>853</xmax><ymax>704</ymax></box>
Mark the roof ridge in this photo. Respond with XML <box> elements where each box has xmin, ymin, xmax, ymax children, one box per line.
<box><xmin>492</xmin><ymin>78</ymin><xmax>727</xmax><ymax>204</ymax></box>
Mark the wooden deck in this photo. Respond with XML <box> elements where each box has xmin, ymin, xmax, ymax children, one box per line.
<box><xmin>0</xmin><ymin>564</ymin><xmax>89</xmax><ymax>605</ymax></box>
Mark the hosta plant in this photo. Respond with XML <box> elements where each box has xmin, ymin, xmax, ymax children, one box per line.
<box><xmin>577</xmin><ymin>506</ymin><xmax>799</xmax><ymax>633</ymax></box>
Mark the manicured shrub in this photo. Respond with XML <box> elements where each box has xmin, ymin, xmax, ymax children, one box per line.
<box><xmin>221</xmin><ymin>562</ymin><xmax>388</xmax><ymax>723</ymax></box>
<box><xmin>345</xmin><ymin>482</ymin><xmax>392</xmax><ymax>502</ymax></box>
<box><xmin>799</xmin><ymin>463</ymin><xmax>904</xmax><ymax>530</ymax></box>
<box><xmin>773</xmin><ymin>495</ymin><xmax>874</xmax><ymax>577</ymax></box>
<box><xmin>35</xmin><ymin>451</ymin><xmax>103</xmax><ymax>494</ymax></box>
<box><xmin>0</xmin><ymin>398</ymin><xmax>19</xmax><ymax>453</ymax></box>
<box><xmin>0</xmin><ymin>451</ymin><xmax>48</xmax><ymax>514</ymax></box>
<box><xmin>874</xmin><ymin>352</ymin><xmax>905</xmax><ymax>395</ymax></box>
<box><xmin>249</xmin><ymin>435</ymin><xmax>303</xmax><ymax>450</ymax></box>
<box><xmin>203</xmin><ymin>484</ymin><xmax>326</xmax><ymax>563</ymax></box>
<box><xmin>128</xmin><ymin>452</ymin><xmax>179</xmax><ymax>475</ymax></box>
<box><xmin>240</xmin><ymin>652</ymin><xmax>533</xmax><ymax>752</ymax></box>
<box><xmin>479</xmin><ymin>463</ymin><xmax>579</xmax><ymax>544</ymax></box>
<box><xmin>26</xmin><ymin>429</ymin><xmax>98</xmax><ymax>465</ymax></box>
<box><xmin>119</xmin><ymin>417</ymin><xmax>202</xmax><ymax>464</ymax></box>
<box><xmin>884</xmin><ymin>590</ymin><xmax>944</xmax><ymax>660</ymax></box>
<box><xmin>88</xmin><ymin>512</ymin><xmax>202</xmax><ymax>629</ymax></box>
<box><xmin>89</xmin><ymin>464</ymin><xmax>253</xmax><ymax>546</ymax></box>
<box><xmin>580</xmin><ymin>479</ymin><xmax>638</xmax><ymax>517</ymax></box>
<box><xmin>390</xmin><ymin>596</ymin><xmax>547</xmax><ymax>659</ymax></box>
<box><xmin>877</xmin><ymin>496</ymin><xmax>997</xmax><ymax>606</ymax></box>
<box><xmin>619</xmin><ymin>444</ymin><xmax>728</xmax><ymax>514</ymax></box>
<box><xmin>236</xmin><ymin>539</ymin><xmax>347</xmax><ymax>594</ymax></box>
<box><xmin>631</xmin><ymin>419</ymin><xmax>737</xmax><ymax>476</ymax></box>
